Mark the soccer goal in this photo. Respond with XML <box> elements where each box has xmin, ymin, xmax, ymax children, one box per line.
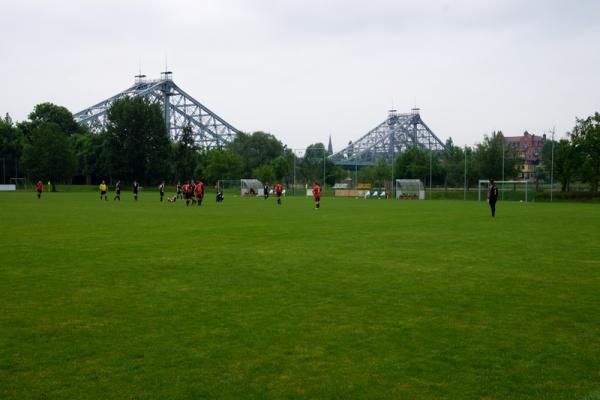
<box><xmin>9</xmin><ymin>178</ymin><xmax>29</xmax><ymax>190</ymax></box>
<box><xmin>217</xmin><ymin>180</ymin><xmax>242</xmax><ymax>196</ymax></box>
<box><xmin>478</xmin><ymin>180</ymin><xmax>531</xmax><ymax>202</ymax></box>
<box><xmin>395</xmin><ymin>179</ymin><xmax>425</xmax><ymax>200</ymax></box>
<box><xmin>241</xmin><ymin>179</ymin><xmax>264</xmax><ymax>196</ymax></box>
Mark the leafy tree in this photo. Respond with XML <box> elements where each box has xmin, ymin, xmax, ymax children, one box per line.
<box><xmin>544</xmin><ymin>138</ymin><xmax>579</xmax><ymax>192</ymax></box>
<box><xmin>18</xmin><ymin>103</ymin><xmax>83</xmax><ymax>142</ymax></box>
<box><xmin>172</xmin><ymin>125</ymin><xmax>199</xmax><ymax>182</ymax></box>
<box><xmin>473</xmin><ymin>131</ymin><xmax>518</xmax><ymax>181</ymax></box>
<box><xmin>395</xmin><ymin>146</ymin><xmax>428</xmax><ymax>182</ymax></box>
<box><xmin>571</xmin><ymin>112</ymin><xmax>600</xmax><ymax>192</ymax></box>
<box><xmin>271</xmin><ymin>155</ymin><xmax>289</xmax><ymax>182</ymax></box>
<box><xmin>283</xmin><ymin>148</ymin><xmax>296</xmax><ymax>184</ymax></box>
<box><xmin>395</xmin><ymin>146</ymin><xmax>444</xmax><ymax>187</ymax></box>
<box><xmin>105</xmin><ymin>97</ymin><xmax>171</xmax><ymax>183</ymax></box>
<box><xmin>0</xmin><ymin>119</ymin><xmax>24</xmax><ymax>183</ymax></box>
<box><xmin>300</xmin><ymin>143</ymin><xmax>327</xmax><ymax>183</ymax></box>
<box><xmin>358</xmin><ymin>165</ymin><xmax>375</xmax><ymax>185</ymax></box>
<box><xmin>204</xmin><ymin>149</ymin><xmax>243</xmax><ymax>184</ymax></box>
<box><xmin>305</xmin><ymin>143</ymin><xmax>327</xmax><ymax>160</ymax></box>
<box><xmin>373</xmin><ymin>159</ymin><xmax>392</xmax><ymax>188</ymax></box>
<box><xmin>541</xmin><ymin>139</ymin><xmax>554</xmax><ymax>168</ymax></box>
<box><xmin>442</xmin><ymin>138</ymin><xmax>467</xmax><ymax>188</ymax></box>
<box><xmin>228</xmin><ymin>131</ymin><xmax>284</xmax><ymax>177</ymax></box>
<box><xmin>534</xmin><ymin>164</ymin><xmax>547</xmax><ymax>191</ymax></box>
<box><xmin>465</xmin><ymin>146</ymin><xmax>479</xmax><ymax>188</ymax></box>
<box><xmin>21</xmin><ymin>122</ymin><xmax>76</xmax><ymax>191</ymax></box>
<box><xmin>72</xmin><ymin>132</ymin><xmax>110</xmax><ymax>184</ymax></box>
<box><xmin>327</xmin><ymin>165</ymin><xmax>347</xmax><ymax>186</ymax></box>
<box><xmin>253</xmin><ymin>164</ymin><xmax>275</xmax><ymax>184</ymax></box>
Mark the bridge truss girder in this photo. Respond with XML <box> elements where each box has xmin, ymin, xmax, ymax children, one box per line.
<box><xmin>329</xmin><ymin>110</ymin><xmax>446</xmax><ymax>166</ymax></box>
<box><xmin>73</xmin><ymin>76</ymin><xmax>239</xmax><ymax>148</ymax></box>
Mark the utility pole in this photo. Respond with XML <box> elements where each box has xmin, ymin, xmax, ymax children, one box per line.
<box><xmin>550</xmin><ymin>127</ymin><xmax>555</xmax><ymax>202</ymax></box>
<box><xmin>501</xmin><ymin>135</ymin><xmax>505</xmax><ymax>201</ymax></box>
<box><xmin>429</xmin><ymin>140</ymin><xmax>433</xmax><ymax>200</ymax></box>
<box><xmin>391</xmin><ymin>152</ymin><xmax>395</xmax><ymax>199</ymax></box>
<box><xmin>354</xmin><ymin>155</ymin><xmax>358</xmax><ymax>188</ymax></box>
<box><xmin>323</xmin><ymin>152</ymin><xmax>326</xmax><ymax>194</ymax></box>
<box><xmin>464</xmin><ymin>146</ymin><xmax>467</xmax><ymax>200</ymax></box>
<box><xmin>390</xmin><ymin>128</ymin><xmax>395</xmax><ymax>199</ymax></box>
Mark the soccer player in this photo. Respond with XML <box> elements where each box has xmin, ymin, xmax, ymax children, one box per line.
<box><xmin>275</xmin><ymin>182</ymin><xmax>283</xmax><ymax>205</ymax></box>
<box><xmin>190</xmin><ymin>180</ymin><xmax>197</xmax><ymax>205</ymax></box>
<box><xmin>114</xmin><ymin>180</ymin><xmax>121</xmax><ymax>201</ymax></box>
<box><xmin>183</xmin><ymin>181</ymin><xmax>192</xmax><ymax>206</ymax></box>
<box><xmin>312</xmin><ymin>182</ymin><xmax>321</xmax><ymax>209</ymax></box>
<box><xmin>99</xmin><ymin>180</ymin><xmax>108</xmax><ymax>201</ymax></box>
<box><xmin>487</xmin><ymin>179</ymin><xmax>498</xmax><ymax>217</ymax></box>
<box><xmin>35</xmin><ymin>181</ymin><xmax>43</xmax><ymax>199</ymax></box>
<box><xmin>159</xmin><ymin>181</ymin><xmax>165</xmax><ymax>202</ymax></box>
<box><xmin>176</xmin><ymin>182</ymin><xmax>182</xmax><ymax>199</ymax></box>
<box><xmin>263</xmin><ymin>184</ymin><xmax>269</xmax><ymax>199</ymax></box>
<box><xmin>133</xmin><ymin>180</ymin><xmax>139</xmax><ymax>201</ymax></box>
<box><xmin>195</xmin><ymin>180</ymin><xmax>205</xmax><ymax>206</ymax></box>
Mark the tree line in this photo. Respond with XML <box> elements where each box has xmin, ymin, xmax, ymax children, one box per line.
<box><xmin>0</xmin><ymin>99</ymin><xmax>345</xmax><ymax>190</ymax></box>
<box><xmin>1</xmin><ymin>98</ymin><xmax>599</xmax><ymax>192</ymax></box>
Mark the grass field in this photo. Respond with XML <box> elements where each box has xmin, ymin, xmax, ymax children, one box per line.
<box><xmin>1</xmin><ymin>191</ymin><xmax>599</xmax><ymax>399</ymax></box>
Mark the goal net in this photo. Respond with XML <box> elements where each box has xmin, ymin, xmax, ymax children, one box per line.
<box><xmin>217</xmin><ymin>180</ymin><xmax>241</xmax><ymax>195</ymax></box>
<box><xmin>395</xmin><ymin>179</ymin><xmax>425</xmax><ymax>200</ymax></box>
<box><xmin>478</xmin><ymin>180</ymin><xmax>532</xmax><ymax>202</ymax></box>
<box><xmin>240</xmin><ymin>179</ymin><xmax>264</xmax><ymax>196</ymax></box>
<box><xmin>9</xmin><ymin>178</ymin><xmax>29</xmax><ymax>190</ymax></box>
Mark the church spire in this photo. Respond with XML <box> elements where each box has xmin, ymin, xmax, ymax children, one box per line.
<box><xmin>327</xmin><ymin>134</ymin><xmax>333</xmax><ymax>156</ymax></box>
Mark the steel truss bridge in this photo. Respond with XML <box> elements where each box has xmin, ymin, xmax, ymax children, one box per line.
<box><xmin>329</xmin><ymin>109</ymin><xmax>446</xmax><ymax>166</ymax></box>
<box><xmin>73</xmin><ymin>72</ymin><xmax>240</xmax><ymax>148</ymax></box>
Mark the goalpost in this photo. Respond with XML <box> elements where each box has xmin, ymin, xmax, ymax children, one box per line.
<box><xmin>395</xmin><ymin>179</ymin><xmax>425</xmax><ymax>200</ymax></box>
<box><xmin>478</xmin><ymin>180</ymin><xmax>530</xmax><ymax>202</ymax></box>
<box><xmin>9</xmin><ymin>178</ymin><xmax>29</xmax><ymax>190</ymax></box>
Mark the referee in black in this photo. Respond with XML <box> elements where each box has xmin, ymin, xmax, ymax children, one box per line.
<box><xmin>487</xmin><ymin>179</ymin><xmax>498</xmax><ymax>217</ymax></box>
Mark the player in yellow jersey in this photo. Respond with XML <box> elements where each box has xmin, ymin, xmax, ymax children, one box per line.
<box><xmin>99</xmin><ymin>180</ymin><xmax>108</xmax><ymax>201</ymax></box>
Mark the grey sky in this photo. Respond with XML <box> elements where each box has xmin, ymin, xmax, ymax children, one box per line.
<box><xmin>1</xmin><ymin>0</ymin><xmax>599</xmax><ymax>151</ymax></box>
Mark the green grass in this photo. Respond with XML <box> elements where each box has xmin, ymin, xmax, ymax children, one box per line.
<box><xmin>1</xmin><ymin>191</ymin><xmax>599</xmax><ymax>399</ymax></box>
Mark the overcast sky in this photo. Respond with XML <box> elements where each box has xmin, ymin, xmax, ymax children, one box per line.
<box><xmin>1</xmin><ymin>0</ymin><xmax>599</xmax><ymax>151</ymax></box>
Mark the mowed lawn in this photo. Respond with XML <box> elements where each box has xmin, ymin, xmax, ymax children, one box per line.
<box><xmin>0</xmin><ymin>191</ymin><xmax>599</xmax><ymax>400</ymax></box>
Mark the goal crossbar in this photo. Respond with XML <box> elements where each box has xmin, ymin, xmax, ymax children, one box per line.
<box><xmin>478</xmin><ymin>180</ymin><xmax>530</xmax><ymax>202</ymax></box>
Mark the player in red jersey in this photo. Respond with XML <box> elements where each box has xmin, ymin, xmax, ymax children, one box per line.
<box><xmin>275</xmin><ymin>182</ymin><xmax>283</xmax><ymax>205</ymax></box>
<box><xmin>182</xmin><ymin>181</ymin><xmax>192</xmax><ymax>206</ymax></box>
<box><xmin>312</xmin><ymin>182</ymin><xmax>321</xmax><ymax>209</ymax></box>
<box><xmin>195</xmin><ymin>180</ymin><xmax>205</xmax><ymax>206</ymax></box>
<box><xmin>35</xmin><ymin>181</ymin><xmax>43</xmax><ymax>199</ymax></box>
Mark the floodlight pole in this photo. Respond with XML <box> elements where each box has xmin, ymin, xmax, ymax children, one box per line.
<box><xmin>464</xmin><ymin>146</ymin><xmax>467</xmax><ymax>201</ymax></box>
<box><xmin>429</xmin><ymin>141</ymin><xmax>432</xmax><ymax>200</ymax></box>
<box><xmin>501</xmin><ymin>137</ymin><xmax>505</xmax><ymax>201</ymax></box>
<box><xmin>323</xmin><ymin>152</ymin><xmax>326</xmax><ymax>193</ymax></box>
<box><xmin>391</xmin><ymin>152</ymin><xmax>395</xmax><ymax>200</ymax></box>
<box><xmin>293</xmin><ymin>156</ymin><xmax>296</xmax><ymax>196</ymax></box>
<box><xmin>391</xmin><ymin>128</ymin><xmax>396</xmax><ymax>199</ymax></box>
<box><xmin>550</xmin><ymin>127</ymin><xmax>555</xmax><ymax>202</ymax></box>
<box><xmin>354</xmin><ymin>155</ymin><xmax>358</xmax><ymax>188</ymax></box>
